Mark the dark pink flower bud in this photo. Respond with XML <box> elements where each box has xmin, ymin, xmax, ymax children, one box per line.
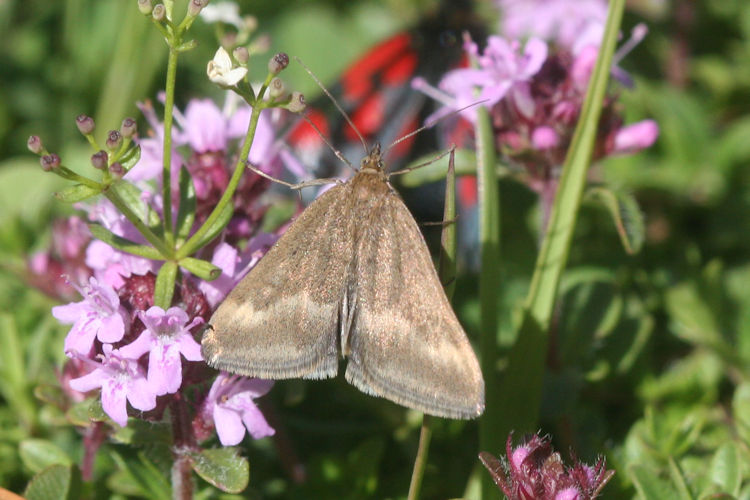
<box><xmin>91</xmin><ymin>150</ymin><xmax>108</xmax><ymax>170</ymax></box>
<box><xmin>40</xmin><ymin>154</ymin><xmax>61</xmax><ymax>171</ymax></box>
<box><xmin>268</xmin><ymin>52</ymin><xmax>289</xmax><ymax>75</ymax></box>
<box><xmin>109</xmin><ymin>162</ymin><xmax>125</xmax><ymax>178</ymax></box>
<box><xmin>531</xmin><ymin>126</ymin><xmax>559</xmax><ymax>150</ymax></box>
<box><xmin>76</xmin><ymin>114</ymin><xmax>95</xmax><ymax>135</ymax></box>
<box><xmin>27</xmin><ymin>135</ymin><xmax>44</xmax><ymax>154</ymax></box>
<box><xmin>233</xmin><ymin>46</ymin><xmax>249</xmax><ymax>65</ymax></box>
<box><xmin>106</xmin><ymin>130</ymin><xmax>123</xmax><ymax>151</ymax></box>
<box><xmin>120</xmin><ymin>117</ymin><xmax>137</xmax><ymax>138</ymax></box>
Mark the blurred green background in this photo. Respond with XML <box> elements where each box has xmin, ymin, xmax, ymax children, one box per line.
<box><xmin>2</xmin><ymin>0</ymin><xmax>750</xmax><ymax>498</ymax></box>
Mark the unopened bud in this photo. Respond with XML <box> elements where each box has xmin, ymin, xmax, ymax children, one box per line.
<box><xmin>243</xmin><ymin>15</ymin><xmax>258</xmax><ymax>32</ymax></box>
<box><xmin>109</xmin><ymin>162</ymin><xmax>125</xmax><ymax>178</ymax></box>
<box><xmin>269</xmin><ymin>77</ymin><xmax>286</xmax><ymax>99</ymax></box>
<box><xmin>91</xmin><ymin>150</ymin><xmax>108</xmax><ymax>170</ymax></box>
<box><xmin>152</xmin><ymin>3</ymin><xmax>166</xmax><ymax>21</ymax></box>
<box><xmin>106</xmin><ymin>130</ymin><xmax>123</xmax><ymax>151</ymax></box>
<box><xmin>76</xmin><ymin>114</ymin><xmax>95</xmax><ymax>135</ymax></box>
<box><xmin>27</xmin><ymin>135</ymin><xmax>44</xmax><ymax>154</ymax></box>
<box><xmin>40</xmin><ymin>154</ymin><xmax>61</xmax><ymax>172</ymax></box>
<box><xmin>187</xmin><ymin>0</ymin><xmax>205</xmax><ymax>17</ymax></box>
<box><xmin>137</xmin><ymin>0</ymin><xmax>153</xmax><ymax>15</ymax></box>
<box><xmin>233</xmin><ymin>46</ymin><xmax>249</xmax><ymax>65</ymax></box>
<box><xmin>268</xmin><ymin>52</ymin><xmax>289</xmax><ymax>75</ymax></box>
<box><xmin>120</xmin><ymin>117</ymin><xmax>137</xmax><ymax>138</ymax></box>
<box><xmin>287</xmin><ymin>91</ymin><xmax>306</xmax><ymax>113</ymax></box>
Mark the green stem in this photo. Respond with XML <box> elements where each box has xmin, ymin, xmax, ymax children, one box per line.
<box><xmin>407</xmin><ymin>415</ymin><xmax>433</xmax><ymax>500</ymax></box>
<box><xmin>161</xmin><ymin>47</ymin><xmax>179</xmax><ymax>248</ymax></box>
<box><xmin>104</xmin><ymin>188</ymin><xmax>171</xmax><ymax>257</ymax></box>
<box><xmin>475</xmin><ymin>104</ymin><xmax>502</xmax><ymax>500</ymax></box>
<box><xmin>176</xmin><ymin>104</ymin><xmax>264</xmax><ymax>259</ymax></box>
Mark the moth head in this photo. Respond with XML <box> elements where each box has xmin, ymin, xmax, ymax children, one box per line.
<box><xmin>360</xmin><ymin>143</ymin><xmax>385</xmax><ymax>172</ymax></box>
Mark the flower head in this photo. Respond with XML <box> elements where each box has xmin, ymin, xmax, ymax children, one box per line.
<box><xmin>118</xmin><ymin>306</ymin><xmax>203</xmax><ymax>396</ymax></box>
<box><xmin>200</xmin><ymin>372</ymin><xmax>275</xmax><ymax>445</ymax></box>
<box><xmin>69</xmin><ymin>344</ymin><xmax>157</xmax><ymax>426</ymax></box>
<box><xmin>207</xmin><ymin>47</ymin><xmax>248</xmax><ymax>87</ymax></box>
<box><xmin>53</xmin><ymin>277</ymin><xmax>130</xmax><ymax>356</ymax></box>
<box><xmin>480</xmin><ymin>433</ymin><xmax>614</xmax><ymax>500</ymax></box>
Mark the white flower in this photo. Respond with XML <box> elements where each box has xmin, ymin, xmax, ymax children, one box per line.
<box><xmin>200</xmin><ymin>2</ymin><xmax>244</xmax><ymax>29</ymax></box>
<box><xmin>207</xmin><ymin>47</ymin><xmax>247</xmax><ymax>87</ymax></box>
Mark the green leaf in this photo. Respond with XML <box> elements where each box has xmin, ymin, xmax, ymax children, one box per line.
<box><xmin>190</xmin><ymin>447</ymin><xmax>249</xmax><ymax>493</ymax></box>
<box><xmin>19</xmin><ymin>439</ymin><xmax>72</xmax><ymax>473</ymax></box>
<box><xmin>667</xmin><ymin>457</ymin><xmax>694</xmax><ymax>500</ymax></box>
<box><xmin>732</xmin><ymin>383</ymin><xmax>750</xmax><ymax>444</ymax></box>
<box><xmin>54</xmin><ymin>183</ymin><xmax>101</xmax><ymax>203</ymax></box>
<box><xmin>34</xmin><ymin>384</ymin><xmax>68</xmax><ymax>410</ymax></box>
<box><xmin>186</xmin><ymin>201</ymin><xmax>233</xmax><ymax>252</ymax></box>
<box><xmin>24</xmin><ymin>464</ymin><xmax>80</xmax><ymax>500</ymax></box>
<box><xmin>709</xmin><ymin>443</ymin><xmax>741</xmax><ymax>496</ymax></box>
<box><xmin>66</xmin><ymin>399</ymin><xmax>95</xmax><ymax>427</ymax></box>
<box><xmin>112</xmin><ymin>420</ymin><xmax>172</xmax><ymax>447</ymax></box>
<box><xmin>399</xmin><ymin>148</ymin><xmax>481</xmax><ymax>187</ymax></box>
<box><xmin>179</xmin><ymin>257</ymin><xmax>221</xmax><ymax>281</ymax></box>
<box><xmin>111</xmin><ymin>451</ymin><xmax>171</xmax><ymax>500</ymax></box>
<box><xmin>88</xmin><ymin>224</ymin><xmax>164</xmax><ymax>260</ymax></box>
<box><xmin>586</xmin><ymin>186</ymin><xmax>645</xmax><ymax>254</ymax></box>
<box><xmin>120</xmin><ymin>144</ymin><xmax>142</xmax><ymax>171</ymax></box>
<box><xmin>665</xmin><ymin>283</ymin><xmax>724</xmax><ymax>348</ymax></box>
<box><xmin>629</xmin><ymin>464</ymin><xmax>681</xmax><ymax>500</ymax></box>
<box><xmin>175</xmin><ymin>166</ymin><xmax>196</xmax><ymax>243</ymax></box>
<box><xmin>154</xmin><ymin>261</ymin><xmax>178</xmax><ymax>309</ymax></box>
<box><xmin>110</xmin><ymin>180</ymin><xmax>161</xmax><ymax>230</ymax></box>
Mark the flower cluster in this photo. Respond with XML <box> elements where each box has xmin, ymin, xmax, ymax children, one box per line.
<box><xmin>480</xmin><ymin>434</ymin><xmax>614</xmax><ymax>500</ymax></box>
<box><xmin>33</xmin><ymin>96</ymin><xmax>280</xmax><ymax>446</ymax></box>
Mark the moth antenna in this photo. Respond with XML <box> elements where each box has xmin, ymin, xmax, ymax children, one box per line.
<box><xmin>247</xmin><ymin>162</ymin><xmax>341</xmax><ymax>190</ymax></box>
<box><xmin>294</xmin><ymin>56</ymin><xmax>369</xmax><ymax>154</ymax></box>
<box><xmin>387</xmin><ymin>146</ymin><xmax>454</xmax><ymax>178</ymax></box>
<box><xmin>301</xmin><ymin>114</ymin><xmax>356</xmax><ymax>172</ymax></box>
<box><xmin>383</xmin><ymin>100</ymin><xmax>487</xmax><ymax>157</ymax></box>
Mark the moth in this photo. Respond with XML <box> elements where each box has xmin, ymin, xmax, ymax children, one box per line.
<box><xmin>202</xmin><ymin>141</ymin><xmax>484</xmax><ymax>419</ymax></box>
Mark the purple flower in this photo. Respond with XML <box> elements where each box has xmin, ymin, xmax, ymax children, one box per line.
<box><xmin>118</xmin><ymin>306</ymin><xmax>203</xmax><ymax>396</ymax></box>
<box><xmin>202</xmin><ymin>373</ymin><xmax>275</xmax><ymax>445</ymax></box>
<box><xmin>53</xmin><ymin>277</ymin><xmax>130</xmax><ymax>356</ymax></box>
<box><xmin>613</xmin><ymin>119</ymin><xmax>659</xmax><ymax>154</ymax></box>
<box><xmin>480</xmin><ymin>433</ymin><xmax>614</xmax><ymax>500</ymax></box>
<box><xmin>69</xmin><ymin>344</ymin><xmax>157</xmax><ymax>426</ymax></box>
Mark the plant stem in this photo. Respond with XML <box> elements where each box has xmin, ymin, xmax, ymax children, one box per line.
<box><xmin>170</xmin><ymin>394</ymin><xmax>196</xmax><ymax>500</ymax></box>
<box><xmin>161</xmin><ymin>47</ymin><xmax>179</xmax><ymax>248</ymax></box>
<box><xmin>104</xmin><ymin>188</ymin><xmax>171</xmax><ymax>256</ymax></box>
<box><xmin>177</xmin><ymin>104</ymin><xmax>264</xmax><ymax>259</ymax></box>
<box><xmin>407</xmin><ymin>415</ymin><xmax>433</xmax><ymax>500</ymax></box>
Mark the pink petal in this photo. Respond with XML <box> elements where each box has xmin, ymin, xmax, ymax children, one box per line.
<box><xmin>64</xmin><ymin>321</ymin><xmax>98</xmax><ymax>355</ymax></box>
<box><xmin>177</xmin><ymin>334</ymin><xmax>203</xmax><ymax>362</ymax></box>
<box><xmin>213</xmin><ymin>406</ymin><xmax>246</xmax><ymax>445</ymax></box>
<box><xmin>101</xmin><ymin>379</ymin><xmax>129</xmax><ymax>426</ymax></box>
<box><xmin>148</xmin><ymin>345</ymin><xmax>182</xmax><ymax>395</ymax></box>
<box><xmin>240</xmin><ymin>403</ymin><xmax>275</xmax><ymax>439</ymax></box>
<box><xmin>118</xmin><ymin>331</ymin><xmax>154</xmax><ymax>360</ymax></box>
<box><xmin>96</xmin><ymin>312</ymin><xmax>125</xmax><ymax>343</ymax></box>
<box><xmin>69</xmin><ymin>369</ymin><xmax>105</xmax><ymax>393</ymax></box>
<box><xmin>52</xmin><ymin>303</ymin><xmax>85</xmax><ymax>323</ymax></box>
<box><xmin>127</xmin><ymin>376</ymin><xmax>157</xmax><ymax>412</ymax></box>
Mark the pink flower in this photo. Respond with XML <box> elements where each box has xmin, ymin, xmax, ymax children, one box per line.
<box><xmin>613</xmin><ymin>119</ymin><xmax>659</xmax><ymax>154</ymax></box>
<box><xmin>69</xmin><ymin>344</ymin><xmax>156</xmax><ymax>426</ymax></box>
<box><xmin>119</xmin><ymin>306</ymin><xmax>203</xmax><ymax>396</ymax></box>
<box><xmin>202</xmin><ymin>373</ymin><xmax>275</xmax><ymax>446</ymax></box>
<box><xmin>53</xmin><ymin>277</ymin><xmax>130</xmax><ymax>356</ymax></box>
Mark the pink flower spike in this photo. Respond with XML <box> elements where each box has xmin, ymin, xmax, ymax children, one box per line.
<box><xmin>119</xmin><ymin>306</ymin><xmax>204</xmax><ymax>396</ymax></box>
<box><xmin>532</xmin><ymin>126</ymin><xmax>560</xmax><ymax>150</ymax></box>
<box><xmin>69</xmin><ymin>345</ymin><xmax>156</xmax><ymax>427</ymax></box>
<box><xmin>53</xmin><ymin>277</ymin><xmax>130</xmax><ymax>356</ymax></box>
<box><xmin>613</xmin><ymin>120</ymin><xmax>659</xmax><ymax>154</ymax></box>
<box><xmin>555</xmin><ymin>487</ymin><xmax>581</xmax><ymax>500</ymax></box>
<box><xmin>203</xmin><ymin>373</ymin><xmax>275</xmax><ymax>446</ymax></box>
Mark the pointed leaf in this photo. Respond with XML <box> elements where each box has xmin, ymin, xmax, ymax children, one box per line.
<box><xmin>112</xmin><ymin>420</ymin><xmax>172</xmax><ymax>447</ymax></box>
<box><xmin>190</xmin><ymin>201</ymin><xmax>233</xmax><ymax>251</ymax></box>
<box><xmin>175</xmin><ymin>166</ymin><xmax>196</xmax><ymax>242</ymax></box>
<box><xmin>54</xmin><ymin>184</ymin><xmax>101</xmax><ymax>203</ymax></box>
<box><xmin>629</xmin><ymin>464</ymin><xmax>681</xmax><ymax>500</ymax></box>
<box><xmin>110</xmin><ymin>451</ymin><xmax>171</xmax><ymax>500</ymax></box>
<box><xmin>34</xmin><ymin>384</ymin><xmax>68</xmax><ymax>410</ymax></box>
<box><xmin>399</xmin><ymin>148</ymin><xmax>478</xmax><ymax>187</ymax></box>
<box><xmin>120</xmin><ymin>144</ymin><xmax>142</xmax><ymax>171</ymax></box>
<box><xmin>190</xmin><ymin>447</ymin><xmax>249</xmax><ymax>493</ymax></box>
<box><xmin>19</xmin><ymin>439</ymin><xmax>72</xmax><ymax>473</ymax></box>
<box><xmin>154</xmin><ymin>261</ymin><xmax>178</xmax><ymax>309</ymax></box>
<box><xmin>88</xmin><ymin>224</ymin><xmax>164</xmax><ymax>260</ymax></box>
<box><xmin>709</xmin><ymin>443</ymin><xmax>741</xmax><ymax>496</ymax></box>
<box><xmin>587</xmin><ymin>186</ymin><xmax>645</xmax><ymax>254</ymax></box>
<box><xmin>24</xmin><ymin>464</ymin><xmax>80</xmax><ymax>500</ymax></box>
<box><xmin>667</xmin><ymin>457</ymin><xmax>694</xmax><ymax>500</ymax></box>
<box><xmin>111</xmin><ymin>181</ymin><xmax>161</xmax><ymax>230</ymax></box>
<box><xmin>180</xmin><ymin>257</ymin><xmax>221</xmax><ymax>281</ymax></box>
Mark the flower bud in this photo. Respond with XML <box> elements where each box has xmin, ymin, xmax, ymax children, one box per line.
<box><xmin>76</xmin><ymin>114</ymin><xmax>95</xmax><ymax>135</ymax></box>
<box><xmin>137</xmin><ymin>0</ymin><xmax>153</xmax><ymax>15</ymax></box>
<box><xmin>120</xmin><ymin>117</ymin><xmax>137</xmax><ymax>138</ymax></box>
<box><xmin>106</xmin><ymin>130</ymin><xmax>123</xmax><ymax>151</ymax></box>
<box><xmin>91</xmin><ymin>150</ymin><xmax>108</xmax><ymax>170</ymax></box>
<box><xmin>40</xmin><ymin>154</ymin><xmax>61</xmax><ymax>172</ymax></box>
<box><xmin>268</xmin><ymin>52</ymin><xmax>289</xmax><ymax>75</ymax></box>
<box><xmin>233</xmin><ymin>46</ymin><xmax>249</xmax><ymax>65</ymax></box>
<box><xmin>269</xmin><ymin>77</ymin><xmax>286</xmax><ymax>99</ymax></box>
<box><xmin>152</xmin><ymin>4</ymin><xmax>166</xmax><ymax>21</ymax></box>
<box><xmin>286</xmin><ymin>91</ymin><xmax>306</xmax><ymax>113</ymax></box>
<box><xmin>187</xmin><ymin>0</ymin><xmax>206</xmax><ymax>17</ymax></box>
<box><xmin>109</xmin><ymin>162</ymin><xmax>125</xmax><ymax>178</ymax></box>
<box><xmin>243</xmin><ymin>15</ymin><xmax>258</xmax><ymax>33</ymax></box>
<box><xmin>27</xmin><ymin>135</ymin><xmax>44</xmax><ymax>154</ymax></box>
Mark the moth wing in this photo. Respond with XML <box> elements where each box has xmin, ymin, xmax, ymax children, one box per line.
<box><xmin>344</xmin><ymin>187</ymin><xmax>484</xmax><ymax>419</ymax></box>
<box><xmin>202</xmin><ymin>182</ymin><xmax>355</xmax><ymax>380</ymax></box>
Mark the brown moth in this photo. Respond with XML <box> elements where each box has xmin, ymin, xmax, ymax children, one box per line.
<box><xmin>202</xmin><ymin>144</ymin><xmax>484</xmax><ymax>419</ymax></box>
